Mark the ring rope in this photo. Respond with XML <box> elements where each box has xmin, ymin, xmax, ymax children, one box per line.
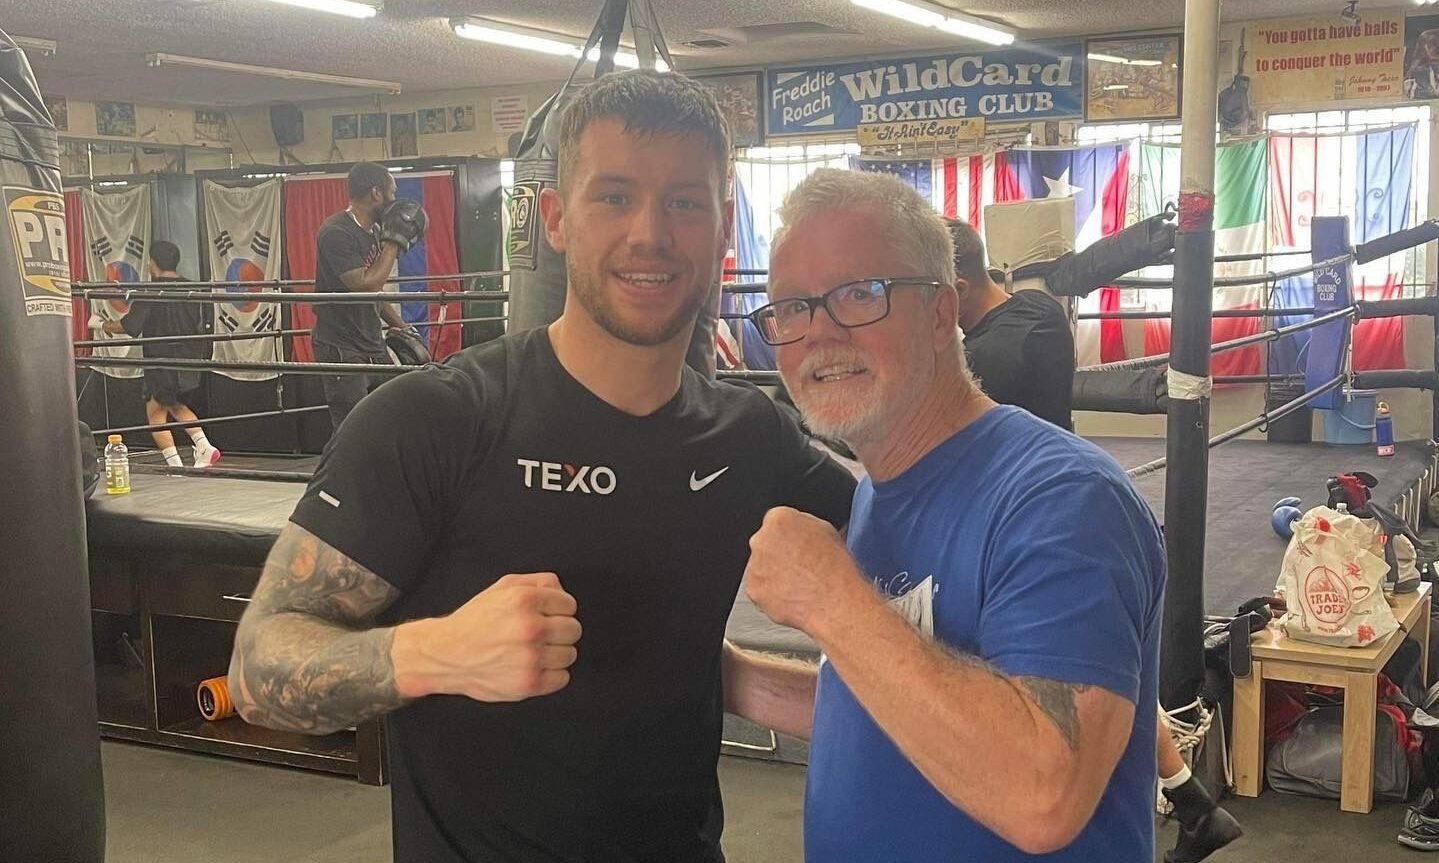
<box><xmin>77</xmin><ymin>289</ymin><xmax>509</xmax><ymax>304</ymax></box>
<box><xmin>75</xmin><ymin>356</ymin><xmax>417</xmax><ymax>377</ymax></box>
<box><xmin>1081</xmin><ymin>304</ymin><xmax>1360</xmax><ymax>373</ymax></box>
<box><xmin>1156</xmin><ymin>698</ymin><xmax>1221</xmax><ymax>815</ymax></box>
<box><xmin>1112</xmin><ymin>252</ymin><xmax>1356</xmax><ymax>289</ymax></box>
<box><xmin>1161</xmin><ymin>698</ymin><xmax>1215</xmax><ymax>755</ymax></box>
<box><xmin>1125</xmin><ymin>374</ymin><xmax>1346</xmax><ymax>478</ymax></box>
<box><xmin>72</xmin><ymin>269</ymin><xmax>509</xmax><ymax>291</ymax></box>
<box><xmin>1078</xmin><ymin>307</ymin><xmax>1317</xmax><ymax>321</ymax></box>
<box><xmin>93</xmin><ymin>405</ymin><xmax>332</xmax><ymax>436</ymax></box>
<box><xmin>73</xmin><ymin>316</ymin><xmax>509</xmax><ymax>350</ymax></box>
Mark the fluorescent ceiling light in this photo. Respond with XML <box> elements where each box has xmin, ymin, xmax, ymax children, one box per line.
<box><xmin>450</xmin><ymin>17</ymin><xmax>670</xmax><ymax>71</ymax></box>
<box><xmin>850</xmin><ymin>0</ymin><xmax>1014</xmax><ymax>46</ymax></box>
<box><xmin>145</xmin><ymin>53</ymin><xmax>401</xmax><ymax>93</ymax></box>
<box><xmin>1103</xmin><ymin>84</ymin><xmax>1129</xmax><ymax>91</ymax></box>
<box><xmin>1088</xmin><ymin>52</ymin><xmax>1162</xmax><ymax>66</ymax></box>
<box><xmin>13</xmin><ymin>36</ymin><xmax>57</xmax><ymax>57</ymax></box>
<box><xmin>261</xmin><ymin>0</ymin><xmax>378</xmax><ymax>18</ymax></box>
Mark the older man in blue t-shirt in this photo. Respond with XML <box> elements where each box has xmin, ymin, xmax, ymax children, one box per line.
<box><xmin>724</xmin><ymin>168</ymin><xmax>1166</xmax><ymax>861</ymax></box>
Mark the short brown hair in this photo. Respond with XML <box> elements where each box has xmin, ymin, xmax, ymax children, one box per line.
<box><xmin>944</xmin><ymin>218</ymin><xmax>991</xmax><ymax>286</ymax></box>
<box><xmin>556</xmin><ymin>69</ymin><xmax>730</xmax><ymax>192</ymax></box>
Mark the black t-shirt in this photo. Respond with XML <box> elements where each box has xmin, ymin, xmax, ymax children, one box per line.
<box><xmin>119</xmin><ymin>275</ymin><xmax>208</xmax><ymax>360</ymax></box>
<box><xmin>289</xmin><ymin>328</ymin><xmax>856</xmax><ymax>863</ymax></box>
<box><xmin>312</xmin><ymin>210</ymin><xmax>386</xmax><ymax>357</ymax></box>
<box><xmin>964</xmin><ymin>288</ymin><xmax>1075</xmax><ymax>430</ymax></box>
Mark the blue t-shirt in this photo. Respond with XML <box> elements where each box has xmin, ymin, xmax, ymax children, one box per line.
<box><xmin>804</xmin><ymin>406</ymin><xmax>1165</xmax><ymax>862</ymax></box>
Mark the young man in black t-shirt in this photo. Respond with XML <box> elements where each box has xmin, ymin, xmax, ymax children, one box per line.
<box><xmin>229</xmin><ymin>71</ymin><xmax>855</xmax><ymax>863</ymax></box>
<box><xmin>945</xmin><ymin>218</ymin><xmax>1076</xmax><ymax>430</ymax></box>
<box><xmin>311</xmin><ymin>161</ymin><xmax>419</xmax><ymax>429</ymax></box>
<box><xmin>92</xmin><ymin>241</ymin><xmax>219</xmax><ymax>468</ymax></box>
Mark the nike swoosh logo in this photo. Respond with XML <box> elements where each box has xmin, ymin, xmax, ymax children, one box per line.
<box><xmin>689</xmin><ymin>466</ymin><xmax>730</xmax><ymax>492</ymax></box>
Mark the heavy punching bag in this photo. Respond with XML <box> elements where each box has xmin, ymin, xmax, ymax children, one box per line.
<box><xmin>507</xmin><ymin>0</ymin><xmax>722</xmax><ymax>378</ymax></box>
<box><xmin>0</xmin><ymin>29</ymin><xmax>106</xmax><ymax>863</ymax></box>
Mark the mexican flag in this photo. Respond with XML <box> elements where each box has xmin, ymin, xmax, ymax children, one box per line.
<box><xmin>1138</xmin><ymin>138</ymin><xmax>1267</xmax><ymax>376</ymax></box>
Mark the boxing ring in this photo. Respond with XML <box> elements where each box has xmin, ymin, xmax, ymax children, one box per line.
<box><xmin>56</xmin><ymin>193</ymin><xmax>1439</xmax><ymax>777</ymax></box>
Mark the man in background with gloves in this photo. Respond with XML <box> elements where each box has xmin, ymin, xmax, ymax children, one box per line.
<box><xmin>312</xmin><ymin>161</ymin><xmax>428</xmax><ymax>429</ymax></box>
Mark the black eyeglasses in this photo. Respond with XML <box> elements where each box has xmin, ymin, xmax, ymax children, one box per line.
<box><xmin>745</xmin><ymin>278</ymin><xmax>942</xmax><ymax>346</ymax></box>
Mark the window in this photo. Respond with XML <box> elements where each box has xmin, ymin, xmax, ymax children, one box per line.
<box><xmin>1075</xmin><ymin>122</ymin><xmax>1182</xmax><ymax>144</ymax></box>
<box><xmin>1267</xmin><ymin>106</ymin><xmax>1430</xmax><ymax>298</ymax></box>
<box><xmin>733</xmin><ymin>139</ymin><xmax>861</xmax><ymax>249</ymax></box>
<box><xmin>1078</xmin><ymin>107</ymin><xmax>1432</xmax><ymax>299</ymax></box>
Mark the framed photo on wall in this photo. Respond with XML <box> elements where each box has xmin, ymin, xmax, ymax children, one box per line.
<box><xmin>333</xmin><ymin>114</ymin><xmax>358</xmax><ymax>141</ymax></box>
<box><xmin>418</xmin><ymin>107</ymin><xmax>447</xmax><ymax>135</ymax></box>
<box><xmin>193</xmin><ymin>109</ymin><xmax>229</xmax><ymax>143</ymax></box>
<box><xmin>695</xmin><ymin>72</ymin><xmax>763</xmax><ymax>147</ymax></box>
<box><xmin>360</xmin><ymin>112</ymin><xmax>387</xmax><ymax>139</ymax></box>
<box><xmin>1404</xmin><ymin>14</ymin><xmax>1439</xmax><ymax>99</ymax></box>
<box><xmin>45</xmin><ymin>95</ymin><xmax>68</xmax><ymax>131</ymax></box>
<box><xmin>390</xmin><ymin>112</ymin><xmax>418</xmax><ymax>157</ymax></box>
<box><xmin>96</xmin><ymin>101</ymin><xmax>137</xmax><ymax>137</ymax></box>
<box><xmin>451</xmin><ymin>105</ymin><xmax>476</xmax><ymax>132</ymax></box>
<box><xmin>1085</xmin><ymin>34</ymin><xmax>1182</xmax><ymax>122</ymax></box>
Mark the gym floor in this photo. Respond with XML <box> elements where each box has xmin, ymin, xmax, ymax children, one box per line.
<box><xmin>104</xmin><ymin>741</ymin><xmax>1414</xmax><ymax>862</ymax></box>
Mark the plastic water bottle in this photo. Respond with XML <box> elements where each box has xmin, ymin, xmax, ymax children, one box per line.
<box><xmin>1375</xmin><ymin>401</ymin><xmax>1395</xmax><ymax>457</ymax></box>
<box><xmin>103</xmin><ymin>434</ymin><xmax>130</xmax><ymax>495</ymax></box>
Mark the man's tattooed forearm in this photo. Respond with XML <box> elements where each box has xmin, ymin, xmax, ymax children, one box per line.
<box><xmin>1017</xmin><ymin>677</ymin><xmax>1092</xmax><ymax>752</ymax></box>
<box><xmin>229</xmin><ymin>525</ymin><xmax>406</xmax><ymax>735</ymax></box>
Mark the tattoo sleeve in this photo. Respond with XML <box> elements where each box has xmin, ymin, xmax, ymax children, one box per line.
<box><xmin>229</xmin><ymin>523</ymin><xmax>406</xmax><ymax>735</ymax></box>
<box><xmin>1016</xmin><ymin>677</ymin><xmax>1092</xmax><ymax>752</ymax></box>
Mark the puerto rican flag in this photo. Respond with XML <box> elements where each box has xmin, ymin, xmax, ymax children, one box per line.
<box><xmin>993</xmin><ymin>144</ymin><xmax>1131</xmax><ymax>366</ymax></box>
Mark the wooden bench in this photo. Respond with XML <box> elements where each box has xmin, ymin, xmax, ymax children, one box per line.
<box><xmin>1231</xmin><ymin>581</ymin><xmax>1431</xmax><ymax>813</ymax></box>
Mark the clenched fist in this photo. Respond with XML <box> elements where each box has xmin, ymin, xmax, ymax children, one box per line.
<box><xmin>394</xmin><ymin>572</ymin><xmax>581</xmax><ymax>702</ymax></box>
<box><xmin>744</xmin><ymin>507</ymin><xmax>872</xmax><ymax>635</ymax></box>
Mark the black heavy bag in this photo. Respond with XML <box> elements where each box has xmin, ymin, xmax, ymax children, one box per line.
<box><xmin>1071</xmin><ymin>366</ymin><xmax>1169</xmax><ymax>414</ymax></box>
<box><xmin>507</xmin><ymin>89</ymin><xmax>571</xmax><ymax>336</ymax></box>
<box><xmin>0</xmin><ymin>29</ymin><xmax>106</xmax><ymax>863</ymax></box>
<box><xmin>506</xmin><ymin>1</ymin><xmax>720</xmax><ymax>378</ymax></box>
<box><xmin>1025</xmin><ymin>212</ymin><xmax>1176</xmax><ymax>298</ymax></box>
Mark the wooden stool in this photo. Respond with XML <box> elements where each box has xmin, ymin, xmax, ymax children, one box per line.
<box><xmin>1231</xmin><ymin>582</ymin><xmax>1431</xmax><ymax>813</ymax></box>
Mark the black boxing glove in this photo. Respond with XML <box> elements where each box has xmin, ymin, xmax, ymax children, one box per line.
<box><xmin>379</xmin><ymin>199</ymin><xmax>429</xmax><ymax>253</ymax></box>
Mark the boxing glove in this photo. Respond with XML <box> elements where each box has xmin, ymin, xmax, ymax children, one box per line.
<box><xmin>379</xmin><ymin>199</ymin><xmax>429</xmax><ymax>253</ymax></box>
<box><xmin>1271</xmin><ymin>498</ymin><xmax>1303</xmax><ymax>540</ymax></box>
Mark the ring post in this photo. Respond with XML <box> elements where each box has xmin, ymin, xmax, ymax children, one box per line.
<box><xmin>1161</xmin><ymin>0</ymin><xmax>1220</xmax><ymax>710</ymax></box>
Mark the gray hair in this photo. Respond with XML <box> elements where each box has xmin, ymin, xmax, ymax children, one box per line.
<box><xmin>774</xmin><ymin>168</ymin><xmax>956</xmax><ymax>285</ymax></box>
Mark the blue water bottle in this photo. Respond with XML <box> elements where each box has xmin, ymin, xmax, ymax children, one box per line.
<box><xmin>1375</xmin><ymin>401</ymin><xmax>1394</xmax><ymax>457</ymax></box>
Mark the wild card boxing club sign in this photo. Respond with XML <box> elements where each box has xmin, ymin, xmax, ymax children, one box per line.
<box><xmin>766</xmin><ymin>43</ymin><xmax>1084</xmax><ymax>139</ymax></box>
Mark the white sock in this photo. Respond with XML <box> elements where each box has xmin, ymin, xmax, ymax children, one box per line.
<box><xmin>189</xmin><ymin>431</ymin><xmax>211</xmax><ymax>451</ymax></box>
<box><xmin>161</xmin><ymin>446</ymin><xmax>183</xmax><ymax>467</ymax></box>
<box><xmin>1161</xmin><ymin>763</ymin><xmax>1192</xmax><ymax>790</ymax></box>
